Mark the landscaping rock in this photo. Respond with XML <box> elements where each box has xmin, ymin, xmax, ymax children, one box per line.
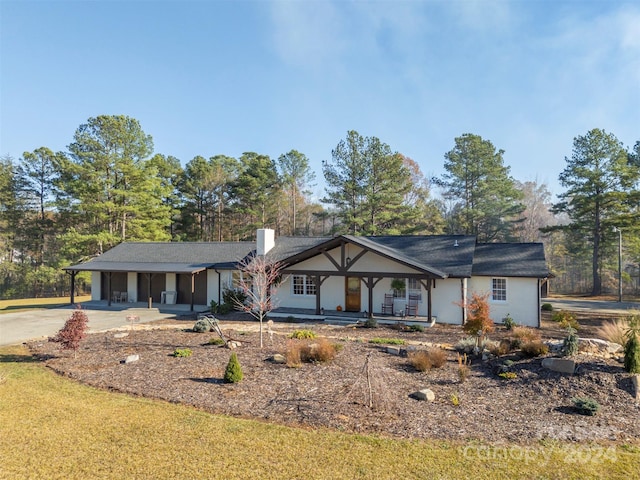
<box><xmin>227</xmin><ymin>341</ymin><xmax>241</xmax><ymax>349</ymax></box>
<box><xmin>124</xmin><ymin>354</ymin><xmax>139</xmax><ymax>364</ymax></box>
<box><xmin>578</xmin><ymin>338</ymin><xmax>623</xmax><ymax>358</ymax></box>
<box><xmin>271</xmin><ymin>354</ymin><xmax>286</xmax><ymax>364</ymax></box>
<box><xmin>114</xmin><ymin>332</ymin><xmax>129</xmax><ymax>339</ymax></box>
<box><xmin>411</xmin><ymin>388</ymin><xmax>435</xmax><ymax>402</ymax></box>
<box><xmin>386</xmin><ymin>346</ymin><xmax>401</xmax><ymax>355</ymax></box>
<box><xmin>541</xmin><ymin>357</ymin><xmax>575</xmax><ymax>374</ymax></box>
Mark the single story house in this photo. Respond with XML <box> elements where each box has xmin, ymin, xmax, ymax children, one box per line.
<box><xmin>64</xmin><ymin>229</ymin><xmax>550</xmax><ymax>327</ymax></box>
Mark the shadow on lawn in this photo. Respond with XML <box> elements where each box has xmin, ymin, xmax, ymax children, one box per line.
<box><xmin>0</xmin><ymin>353</ymin><xmax>40</xmax><ymax>363</ymax></box>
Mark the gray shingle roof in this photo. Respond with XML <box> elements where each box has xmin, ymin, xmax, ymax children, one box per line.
<box><xmin>472</xmin><ymin>243</ymin><xmax>549</xmax><ymax>277</ymax></box>
<box><xmin>64</xmin><ymin>236</ymin><xmax>549</xmax><ymax>279</ymax></box>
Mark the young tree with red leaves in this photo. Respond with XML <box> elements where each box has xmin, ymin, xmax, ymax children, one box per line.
<box><xmin>235</xmin><ymin>254</ymin><xmax>285</xmax><ymax>348</ymax></box>
<box><xmin>50</xmin><ymin>305</ymin><xmax>89</xmax><ymax>357</ymax></box>
<box><xmin>462</xmin><ymin>292</ymin><xmax>495</xmax><ymax>341</ymax></box>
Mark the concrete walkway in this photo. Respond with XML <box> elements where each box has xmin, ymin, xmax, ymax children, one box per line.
<box><xmin>0</xmin><ymin>301</ymin><xmax>205</xmax><ymax>346</ymax></box>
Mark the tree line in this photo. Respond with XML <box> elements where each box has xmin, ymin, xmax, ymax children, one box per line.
<box><xmin>0</xmin><ymin>115</ymin><xmax>638</xmax><ymax>299</ymax></box>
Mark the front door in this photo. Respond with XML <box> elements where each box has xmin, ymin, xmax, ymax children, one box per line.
<box><xmin>345</xmin><ymin>277</ymin><xmax>361</xmax><ymax>312</ymax></box>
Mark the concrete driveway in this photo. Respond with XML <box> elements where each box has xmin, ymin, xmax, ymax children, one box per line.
<box><xmin>0</xmin><ymin>301</ymin><xmax>203</xmax><ymax>346</ymax></box>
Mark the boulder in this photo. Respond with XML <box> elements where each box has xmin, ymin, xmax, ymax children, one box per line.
<box><xmin>578</xmin><ymin>338</ymin><xmax>623</xmax><ymax>357</ymax></box>
<box><xmin>411</xmin><ymin>388</ymin><xmax>435</xmax><ymax>402</ymax></box>
<box><xmin>386</xmin><ymin>346</ymin><xmax>401</xmax><ymax>356</ymax></box>
<box><xmin>541</xmin><ymin>357</ymin><xmax>575</xmax><ymax>374</ymax></box>
<box><xmin>124</xmin><ymin>354</ymin><xmax>139</xmax><ymax>364</ymax></box>
<box><xmin>271</xmin><ymin>354</ymin><xmax>287</xmax><ymax>364</ymax></box>
<box><xmin>114</xmin><ymin>332</ymin><xmax>129</xmax><ymax>339</ymax></box>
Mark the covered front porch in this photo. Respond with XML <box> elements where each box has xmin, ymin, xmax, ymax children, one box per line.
<box><xmin>269</xmin><ymin>307</ymin><xmax>437</xmax><ymax>327</ymax></box>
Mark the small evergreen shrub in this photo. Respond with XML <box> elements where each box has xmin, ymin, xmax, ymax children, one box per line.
<box><xmin>289</xmin><ymin>329</ymin><xmax>316</xmax><ymax>340</ymax></box>
<box><xmin>408</xmin><ymin>324</ymin><xmax>424</xmax><ymax>333</ymax></box>
<box><xmin>207</xmin><ymin>337</ymin><xmax>225</xmax><ymax>346</ymax></box>
<box><xmin>173</xmin><ymin>348</ymin><xmax>192</xmax><ymax>358</ymax></box>
<box><xmin>193</xmin><ymin>319</ymin><xmax>212</xmax><ymax>333</ymax></box>
<box><xmin>521</xmin><ymin>341</ymin><xmax>549</xmax><ymax>357</ymax></box>
<box><xmin>363</xmin><ymin>317</ymin><xmax>378</xmax><ymax>328</ymax></box>
<box><xmin>455</xmin><ymin>337</ymin><xmax>478</xmax><ymax>354</ymax></box>
<box><xmin>223</xmin><ymin>352</ymin><xmax>243</xmax><ymax>383</ymax></box>
<box><xmin>503</xmin><ymin>314</ymin><xmax>516</xmax><ymax>330</ymax></box>
<box><xmin>572</xmin><ymin>397</ymin><xmax>600</xmax><ymax>416</ymax></box>
<box><xmin>541</xmin><ymin>303</ymin><xmax>553</xmax><ymax>312</ymax></box>
<box><xmin>369</xmin><ymin>338</ymin><xmax>405</xmax><ymax>345</ymax></box>
<box><xmin>562</xmin><ymin>327</ymin><xmax>579</xmax><ymax>357</ymax></box>
<box><xmin>222</xmin><ymin>288</ymin><xmax>247</xmax><ymax>310</ymax></box>
<box><xmin>624</xmin><ymin>333</ymin><xmax>640</xmax><ymax>374</ymax></box>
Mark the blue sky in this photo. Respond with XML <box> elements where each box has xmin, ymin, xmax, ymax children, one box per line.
<box><xmin>1</xmin><ymin>0</ymin><xmax>638</xmax><ymax>199</ymax></box>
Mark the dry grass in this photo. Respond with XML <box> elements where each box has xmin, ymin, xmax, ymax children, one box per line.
<box><xmin>408</xmin><ymin>348</ymin><xmax>448</xmax><ymax>372</ymax></box>
<box><xmin>521</xmin><ymin>341</ymin><xmax>550</xmax><ymax>358</ymax></box>
<box><xmin>286</xmin><ymin>337</ymin><xmax>338</xmax><ymax>366</ymax></box>
<box><xmin>596</xmin><ymin>318</ymin><xmax>631</xmax><ymax>346</ymax></box>
<box><xmin>510</xmin><ymin>326</ymin><xmax>542</xmax><ymax>343</ymax></box>
<box><xmin>1</xmin><ymin>345</ymin><xmax>639</xmax><ymax>479</ymax></box>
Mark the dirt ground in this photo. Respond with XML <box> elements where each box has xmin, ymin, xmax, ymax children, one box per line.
<box><xmin>28</xmin><ymin>310</ymin><xmax>640</xmax><ymax>444</ymax></box>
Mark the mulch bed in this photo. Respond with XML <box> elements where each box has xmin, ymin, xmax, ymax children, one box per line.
<box><xmin>27</xmin><ymin>314</ymin><xmax>640</xmax><ymax>444</ymax></box>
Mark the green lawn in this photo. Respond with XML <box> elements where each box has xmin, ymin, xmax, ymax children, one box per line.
<box><xmin>0</xmin><ymin>295</ymin><xmax>91</xmax><ymax>313</ymax></box>
<box><xmin>1</xmin><ymin>344</ymin><xmax>638</xmax><ymax>480</ymax></box>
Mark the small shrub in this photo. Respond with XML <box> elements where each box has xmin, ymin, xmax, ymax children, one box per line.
<box><xmin>562</xmin><ymin>327</ymin><xmax>579</xmax><ymax>357</ymax></box>
<box><xmin>552</xmin><ymin>310</ymin><xmax>579</xmax><ymax>330</ymax></box>
<box><xmin>498</xmin><ymin>371</ymin><xmax>517</xmax><ymax>380</ymax></box>
<box><xmin>488</xmin><ymin>339</ymin><xmax>512</xmax><ymax>357</ymax></box>
<box><xmin>408</xmin><ymin>348</ymin><xmax>447</xmax><ymax>372</ymax></box>
<box><xmin>462</xmin><ymin>292</ymin><xmax>495</xmax><ymax>340</ymax></box>
<box><xmin>49</xmin><ymin>305</ymin><xmax>89</xmax><ymax>357</ymax></box>
<box><xmin>207</xmin><ymin>337</ymin><xmax>225</xmax><ymax>346</ymax></box>
<box><xmin>193</xmin><ymin>319</ymin><xmax>212</xmax><ymax>333</ymax></box>
<box><xmin>289</xmin><ymin>329</ymin><xmax>317</xmax><ymax>340</ymax></box>
<box><xmin>285</xmin><ymin>315</ymin><xmax>297</xmax><ymax>323</ymax></box>
<box><xmin>596</xmin><ymin>318</ymin><xmax>630</xmax><ymax>346</ymax></box>
<box><xmin>301</xmin><ymin>337</ymin><xmax>338</xmax><ymax>363</ymax></box>
<box><xmin>455</xmin><ymin>337</ymin><xmax>478</xmax><ymax>354</ymax></box>
<box><xmin>503</xmin><ymin>359</ymin><xmax>514</xmax><ymax>367</ymax></box>
<box><xmin>572</xmin><ymin>397</ymin><xmax>600</xmax><ymax>416</ymax></box>
<box><xmin>408</xmin><ymin>324</ymin><xmax>424</xmax><ymax>333</ymax></box>
<box><xmin>503</xmin><ymin>314</ymin><xmax>516</xmax><ymax>330</ymax></box>
<box><xmin>369</xmin><ymin>338</ymin><xmax>405</xmax><ymax>345</ymax></box>
<box><xmin>285</xmin><ymin>340</ymin><xmax>302</xmax><ymax>367</ymax></box>
<box><xmin>541</xmin><ymin>303</ymin><xmax>553</xmax><ymax>312</ymax></box>
<box><xmin>624</xmin><ymin>333</ymin><xmax>640</xmax><ymax>374</ymax></box>
<box><xmin>222</xmin><ymin>288</ymin><xmax>247</xmax><ymax>310</ymax></box>
<box><xmin>408</xmin><ymin>351</ymin><xmax>432</xmax><ymax>372</ymax></box>
<box><xmin>457</xmin><ymin>352</ymin><xmax>471</xmax><ymax>382</ymax></box>
<box><xmin>451</xmin><ymin>393</ymin><xmax>460</xmax><ymax>406</ymax></box>
<box><xmin>173</xmin><ymin>348</ymin><xmax>192</xmax><ymax>358</ymax></box>
<box><xmin>223</xmin><ymin>352</ymin><xmax>243</xmax><ymax>383</ymax></box>
<box><xmin>510</xmin><ymin>326</ymin><xmax>541</xmax><ymax>343</ymax></box>
<box><xmin>520</xmin><ymin>341</ymin><xmax>549</xmax><ymax>358</ymax></box>
<box><xmin>363</xmin><ymin>317</ymin><xmax>378</xmax><ymax>329</ymax></box>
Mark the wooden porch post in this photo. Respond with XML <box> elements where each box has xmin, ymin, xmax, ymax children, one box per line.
<box><xmin>427</xmin><ymin>277</ymin><xmax>432</xmax><ymax>323</ymax></box>
<box><xmin>147</xmin><ymin>274</ymin><xmax>152</xmax><ymax>308</ymax></box>
<box><xmin>315</xmin><ymin>274</ymin><xmax>321</xmax><ymax>315</ymax></box>
<box><xmin>190</xmin><ymin>273</ymin><xmax>195</xmax><ymax>312</ymax></box>
<box><xmin>68</xmin><ymin>271</ymin><xmax>76</xmax><ymax>305</ymax></box>
<box><xmin>367</xmin><ymin>276</ymin><xmax>374</xmax><ymax>318</ymax></box>
<box><xmin>107</xmin><ymin>272</ymin><xmax>112</xmax><ymax>306</ymax></box>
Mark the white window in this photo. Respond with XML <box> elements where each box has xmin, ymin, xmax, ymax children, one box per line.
<box><xmin>292</xmin><ymin>275</ymin><xmax>316</xmax><ymax>296</ymax></box>
<box><xmin>492</xmin><ymin>278</ymin><xmax>507</xmax><ymax>302</ymax></box>
<box><xmin>408</xmin><ymin>278</ymin><xmax>422</xmax><ymax>302</ymax></box>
